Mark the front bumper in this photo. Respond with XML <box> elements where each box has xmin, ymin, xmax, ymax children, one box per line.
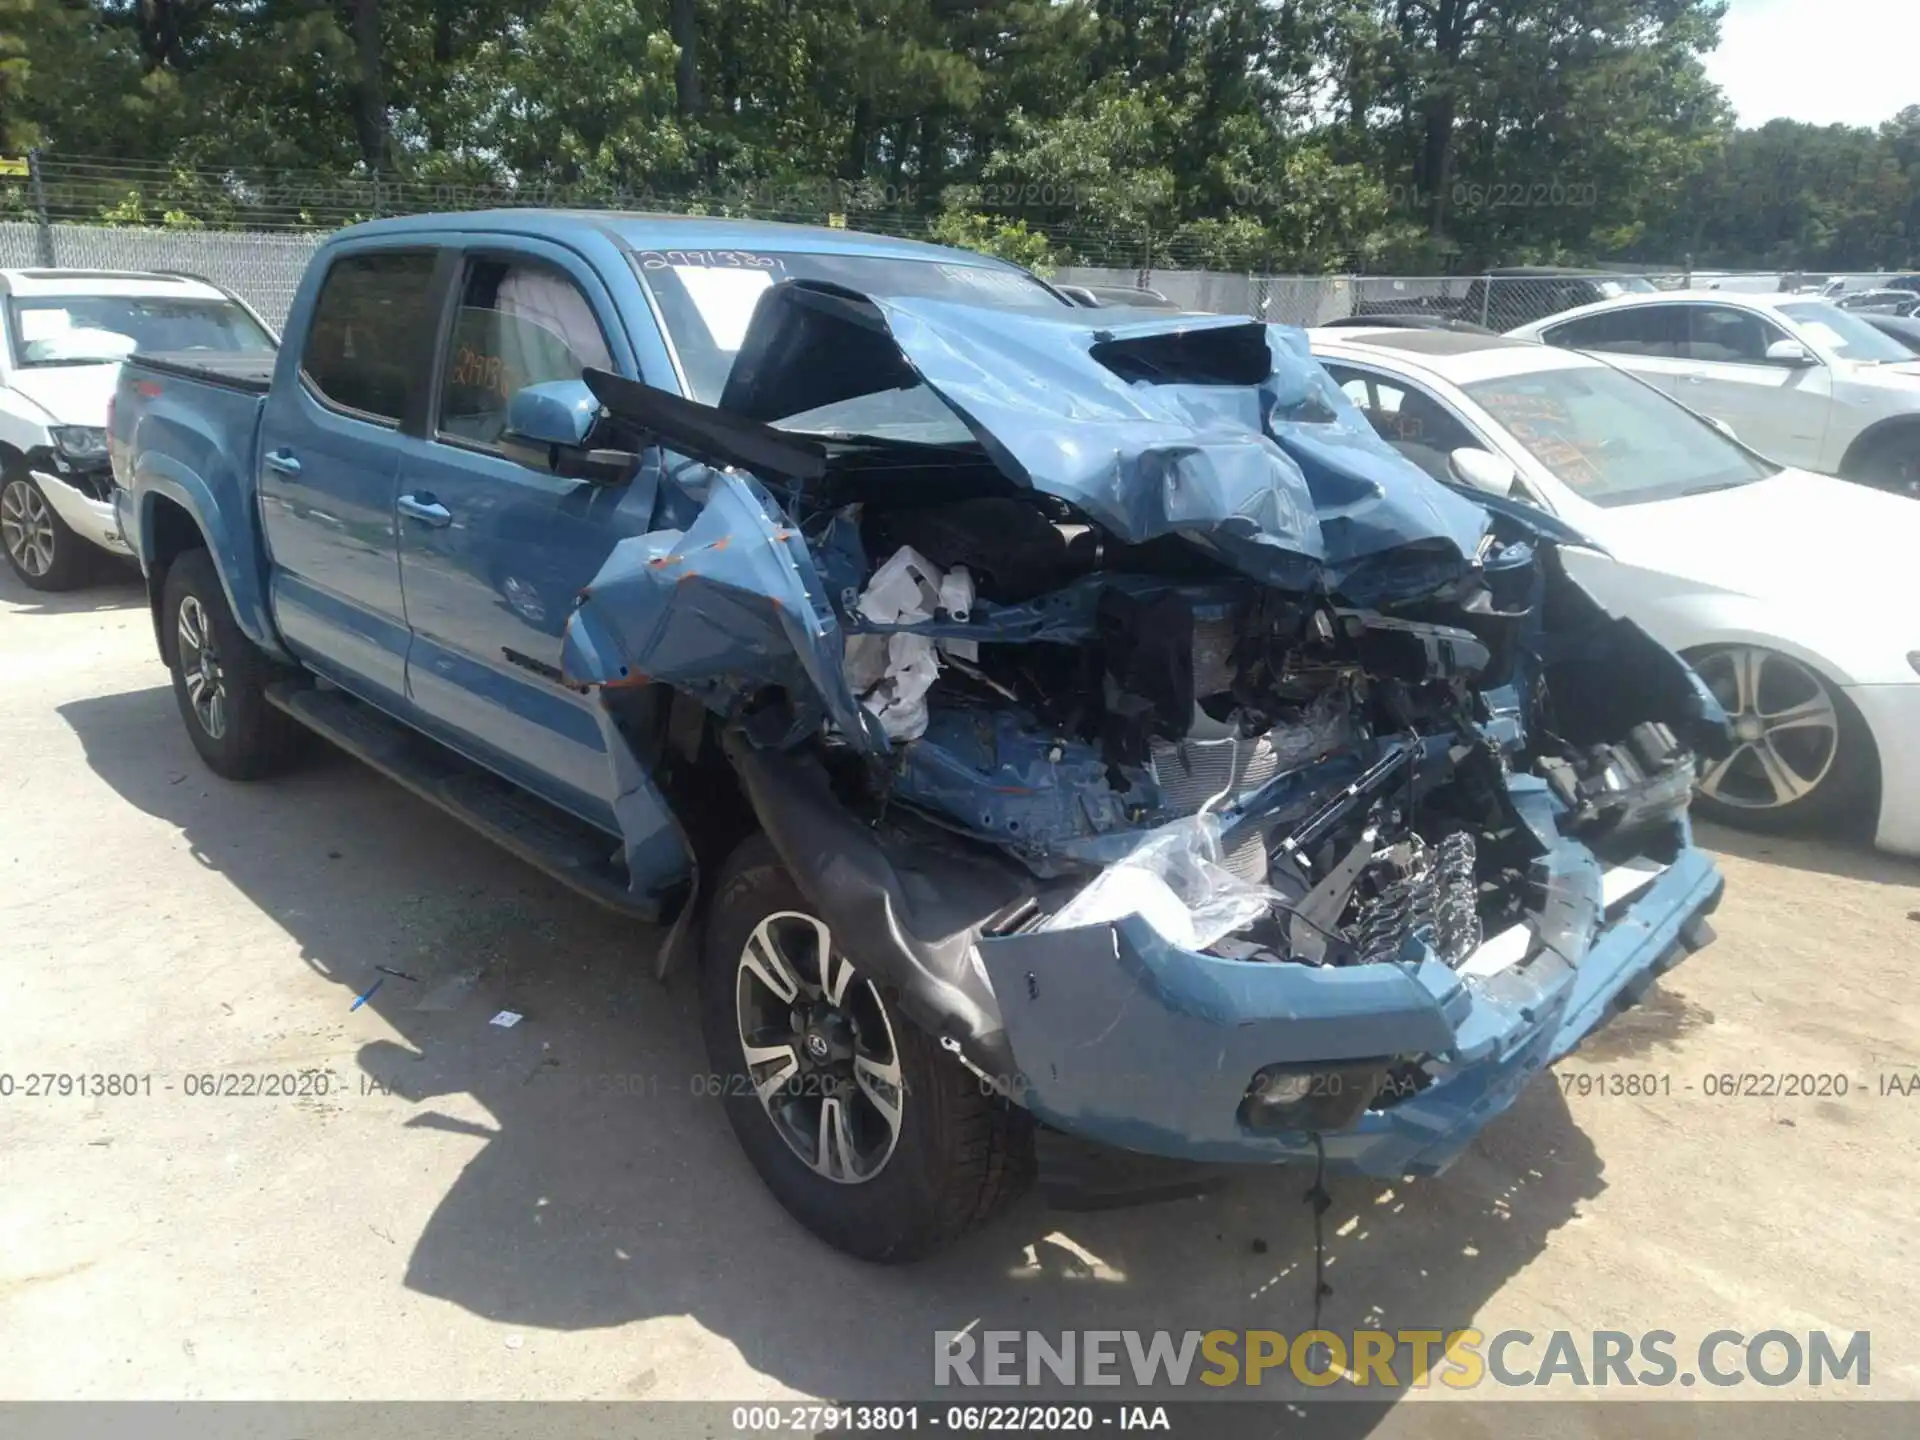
<box><xmin>975</xmin><ymin>835</ymin><xmax>1723</xmax><ymax>1179</ymax></box>
<box><xmin>1845</xmin><ymin>682</ymin><xmax>1920</xmax><ymax>858</ymax></box>
<box><xmin>31</xmin><ymin>467</ymin><xmax>130</xmax><ymax>556</ymax></box>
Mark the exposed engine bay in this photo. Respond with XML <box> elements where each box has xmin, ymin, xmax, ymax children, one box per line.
<box><xmin>799</xmin><ymin>477</ymin><xmax>1705</xmax><ymax>973</ymax></box>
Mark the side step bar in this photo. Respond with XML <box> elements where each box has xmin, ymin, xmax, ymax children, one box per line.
<box><xmin>265</xmin><ymin>681</ymin><xmax>657</xmax><ymax>921</ymax></box>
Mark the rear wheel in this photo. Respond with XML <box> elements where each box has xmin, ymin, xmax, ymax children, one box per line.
<box><xmin>1688</xmin><ymin>645</ymin><xmax>1875</xmax><ymax>833</ymax></box>
<box><xmin>161</xmin><ymin>548</ymin><xmax>304</xmax><ymax>780</ymax></box>
<box><xmin>1842</xmin><ymin>427</ymin><xmax>1920</xmax><ymax>498</ymax></box>
<box><xmin>1</xmin><ymin>472</ymin><xmax>92</xmax><ymax>591</ymax></box>
<box><xmin>699</xmin><ymin>834</ymin><xmax>1030</xmax><ymax>1261</ymax></box>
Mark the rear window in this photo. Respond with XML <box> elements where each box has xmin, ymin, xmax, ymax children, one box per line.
<box><xmin>1542</xmin><ymin>305</ymin><xmax>1682</xmax><ymax>357</ymax></box>
<box><xmin>301</xmin><ymin>251</ymin><xmax>439</xmax><ymax>423</ymax></box>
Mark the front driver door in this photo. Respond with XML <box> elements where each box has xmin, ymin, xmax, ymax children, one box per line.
<box><xmin>393</xmin><ymin>241</ymin><xmax>660</xmax><ymax>827</ymax></box>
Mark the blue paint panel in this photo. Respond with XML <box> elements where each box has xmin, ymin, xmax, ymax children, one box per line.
<box><xmin>562</xmin><ymin>467</ymin><xmax>886</xmax><ymax>753</ymax></box>
<box><xmin>121</xmin><ymin>385</ymin><xmax>284</xmax><ymax>657</ymax></box>
<box><xmin>813</xmin><ymin>296</ymin><xmax>1493</xmax><ymax>601</ymax></box>
<box><xmin>269</xmin><ymin>570</ymin><xmax>413</xmax><ymax>712</ymax></box>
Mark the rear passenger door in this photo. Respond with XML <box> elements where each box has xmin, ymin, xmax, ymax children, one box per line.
<box><xmin>259</xmin><ymin>246</ymin><xmax>440</xmax><ymax>701</ymax></box>
<box><xmin>394</xmin><ymin>240</ymin><xmax>659</xmax><ymax>827</ymax></box>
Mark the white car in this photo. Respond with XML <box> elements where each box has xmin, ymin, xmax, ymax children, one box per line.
<box><xmin>1309</xmin><ymin>325</ymin><xmax>1920</xmax><ymax>857</ymax></box>
<box><xmin>1507</xmin><ymin>291</ymin><xmax>1920</xmax><ymax>496</ymax></box>
<box><xmin>0</xmin><ymin>269</ymin><xmax>276</xmax><ymax>590</ymax></box>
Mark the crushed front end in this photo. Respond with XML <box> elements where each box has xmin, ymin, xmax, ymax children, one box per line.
<box><xmin>563</xmin><ymin>285</ymin><xmax>1731</xmax><ymax>1192</ymax></box>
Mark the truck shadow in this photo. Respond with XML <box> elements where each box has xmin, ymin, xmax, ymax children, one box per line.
<box><xmin>63</xmin><ymin>681</ymin><xmax>1608</xmax><ymax>1417</ymax></box>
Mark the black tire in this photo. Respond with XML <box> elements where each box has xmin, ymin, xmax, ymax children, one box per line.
<box><xmin>1</xmin><ymin>470</ymin><xmax>93</xmax><ymax>591</ymax></box>
<box><xmin>699</xmin><ymin>833</ymin><xmax>1031</xmax><ymax>1262</ymax></box>
<box><xmin>1842</xmin><ymin>426</ymin><xmax>1920</xmax><ymax>498</ymax></box>
<box><xmin>1687</xmin><ymin>645</ymin><xmax>1878</xmax><ymax>835</ymax></box>
<box><xmin>161</xmin><ymin>548</ymin><xmax>304</xmax><ymax>780</ymax></box>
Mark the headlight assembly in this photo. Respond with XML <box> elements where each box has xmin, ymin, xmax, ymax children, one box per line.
<box><xmin>50</xmin><ymin>426</ymin><xmax>109</xmax><ymax>460</ymax></box>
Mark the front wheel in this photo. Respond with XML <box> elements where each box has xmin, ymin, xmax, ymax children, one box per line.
<box><xmin>1688</xmin><ymin>645</ymin><xmax>1876</xmax><ymax>833</ymax></box>
<box><xmin>162</xmin><ymin>548</ymin><xmax>304</xmax><ymax>780</ymax></box>
<box><xmin>1</xmin><ymin>472</ymin><xmax>92</xmax><ymax>591</ymax></box>
<box><xmin>699</xmin><ymin>834</ymin><xmax>1031</xmax><ymax>1261</ymax></box>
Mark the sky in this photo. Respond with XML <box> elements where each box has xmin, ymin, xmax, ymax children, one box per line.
<box><xmin>1704</xmin><ymin>0</ymin><xmax>1916</xmax><ymax>128</ymax></box>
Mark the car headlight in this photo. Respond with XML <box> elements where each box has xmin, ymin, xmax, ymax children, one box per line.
<box><xmin>50</xmin><ymin>426</ymin><xmax>109</xmax><ymax>460</ymax></box>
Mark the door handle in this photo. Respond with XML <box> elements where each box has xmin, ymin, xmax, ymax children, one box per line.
<box><xmin>264</xmin><ymin>449</ymin><xmax>301</xmax><ymax>475</ymax></box>
<box><xmin>397</xmin><ymin>493</ymin><xmax>453</xmax><ymax>527</ymax></box>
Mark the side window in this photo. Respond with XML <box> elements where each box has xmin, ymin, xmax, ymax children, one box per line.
<box><xmin>1544</xmin><ymin>305</ymin><xmax>1682</xmax><ymax>358</ymax></box>
<box><xmin>1685</xmin><ymin>305</ymin><xmax>1787</xmax><ymax>364</ymax></box>
<box><xmin>302</xmin><ymin>250</ymin><xmax>439</xmax><ymax>423</ymax></box>
<box><xmin>1321</xmin><ymin>364</ymin><xmax>1476</xmax><ymax>481</ymax></box>
<box><xmin>438</xmin><ymin>257</ymin><xmax>613</xmax><ymax>448</ymax></box>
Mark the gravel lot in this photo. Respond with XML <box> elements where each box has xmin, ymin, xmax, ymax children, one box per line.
<box><xmin>3</xmin><ymin>563</ymin><xmax>1917</xmax><ymax>1426</ymax></box>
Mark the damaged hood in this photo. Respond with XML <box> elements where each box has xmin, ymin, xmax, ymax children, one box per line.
<box><xmin>713</xmin><ymin>282</ymin><xmax>1491</xmax><ymax>601</ymax></box>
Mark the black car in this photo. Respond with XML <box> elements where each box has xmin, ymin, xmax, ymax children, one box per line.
<box><xmin>1860</xmin><ymin>311</ymin><xmax>1920</xmax><ymax>354</ymax></box>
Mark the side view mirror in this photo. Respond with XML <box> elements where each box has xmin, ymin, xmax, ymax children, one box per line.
<box><xmin>505</xmin><ymin>379</ymin><xmax>600</xmax><ymax>448</ymax></box>
<box><xmin>501</xmin><ymin>379</ymin><xmax>640</xmax><ymax>483</ymax></box>
<box><xmin>1764</xmin><ymin>338</ymin><xmax>1816</xmax><ymax>367</ymax></box>
<box><xmin>1449</xmin><ymin>446</ymin><xmax>1519</xmax><ymax>498</ymax></box>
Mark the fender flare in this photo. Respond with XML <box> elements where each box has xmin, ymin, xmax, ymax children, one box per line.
<box><xmin>133</xmin><ymin>465</ymin><xmax>293</xmax><ymax>663</ymax></box>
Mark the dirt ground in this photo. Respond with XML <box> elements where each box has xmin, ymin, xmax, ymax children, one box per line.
<box><xmin>4</xmin><ymin>562</ymin><xmax>1918</xmax><ymax>1428</ymax></box>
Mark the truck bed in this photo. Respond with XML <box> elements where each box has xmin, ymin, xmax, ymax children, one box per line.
<box><xmin>129</xmin><ymin>351</ymin><xmax>277</xmax><ymax>394</ymax></box>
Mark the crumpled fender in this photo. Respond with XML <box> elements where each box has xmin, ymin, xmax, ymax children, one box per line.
<box><xmin>561</xmin><ymin>467</ymin><xmax>890</xmax><ymax>754</ymax></box>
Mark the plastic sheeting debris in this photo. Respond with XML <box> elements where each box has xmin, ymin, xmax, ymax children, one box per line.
<box><xmin>846</xmin><ymin>546</ymin><xmax>976</xmax><ymax>741</ymax></box>
<box><xmin>1041</xmin><ymin>814</ymin><xmax>1286</xmax><ymax>951</ymax></box>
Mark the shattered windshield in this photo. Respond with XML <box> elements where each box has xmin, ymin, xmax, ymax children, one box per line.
<box><xmin>632</xmin><ymin>248</ymin><xmax>1069</xmax><ymax>429</ymax></box>
<box><xmin>1464</xmin><ymin>364</ymin><xmax>1777</xmax><ymax>507</ymax></box>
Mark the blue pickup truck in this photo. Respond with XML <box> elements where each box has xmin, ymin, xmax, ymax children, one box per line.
<box><xmin>111</xmin><ymin>211</ymin><xmax>1729</xmax><ymax>1261</ymax></box>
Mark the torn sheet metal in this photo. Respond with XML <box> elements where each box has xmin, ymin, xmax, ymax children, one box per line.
<box><xmin>560</xmin><ymin>467</ymin><xmax>890</xmax><ymax>754</ymax></box>
<box><xmin>716</xmin><ymin>283</ymin><xmax>1493</xmax><ymax>602</ymax></box>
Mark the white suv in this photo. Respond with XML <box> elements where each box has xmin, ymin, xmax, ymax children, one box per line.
<box><xmin>0</xmin><ymin>269</ymin><xmax>276</xmax><ymax>589</ymax></box>
<box><xmin>1509</xmin><ymin>291</ymin><xmax>1920</xmax><ymax>496</ymax></box>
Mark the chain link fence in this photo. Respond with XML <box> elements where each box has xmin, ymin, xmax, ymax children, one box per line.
<box><xmin>4</xmin><ymin>219</ymin><xmax>1761</xmax><ymax>338</ymax></box>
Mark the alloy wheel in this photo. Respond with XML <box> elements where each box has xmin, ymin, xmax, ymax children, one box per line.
<box><xmin>1</xmin><ymin>479</ymin><xmax>56</xmax><ymax>578</ymax></box>
<box><xmin>176</xmin><ymin>594</ymin><xmax>229</xmax><ymax>740</ymax></box>
<box><xmin>1695</xmin><ymin>647</ymin><xmax>1839</xmax><ymax>810</ymax></box>
<box><xmin>735</xmin><ymin>911</ymin><xmax>905</xmax><ymax>1185</ymax></box>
